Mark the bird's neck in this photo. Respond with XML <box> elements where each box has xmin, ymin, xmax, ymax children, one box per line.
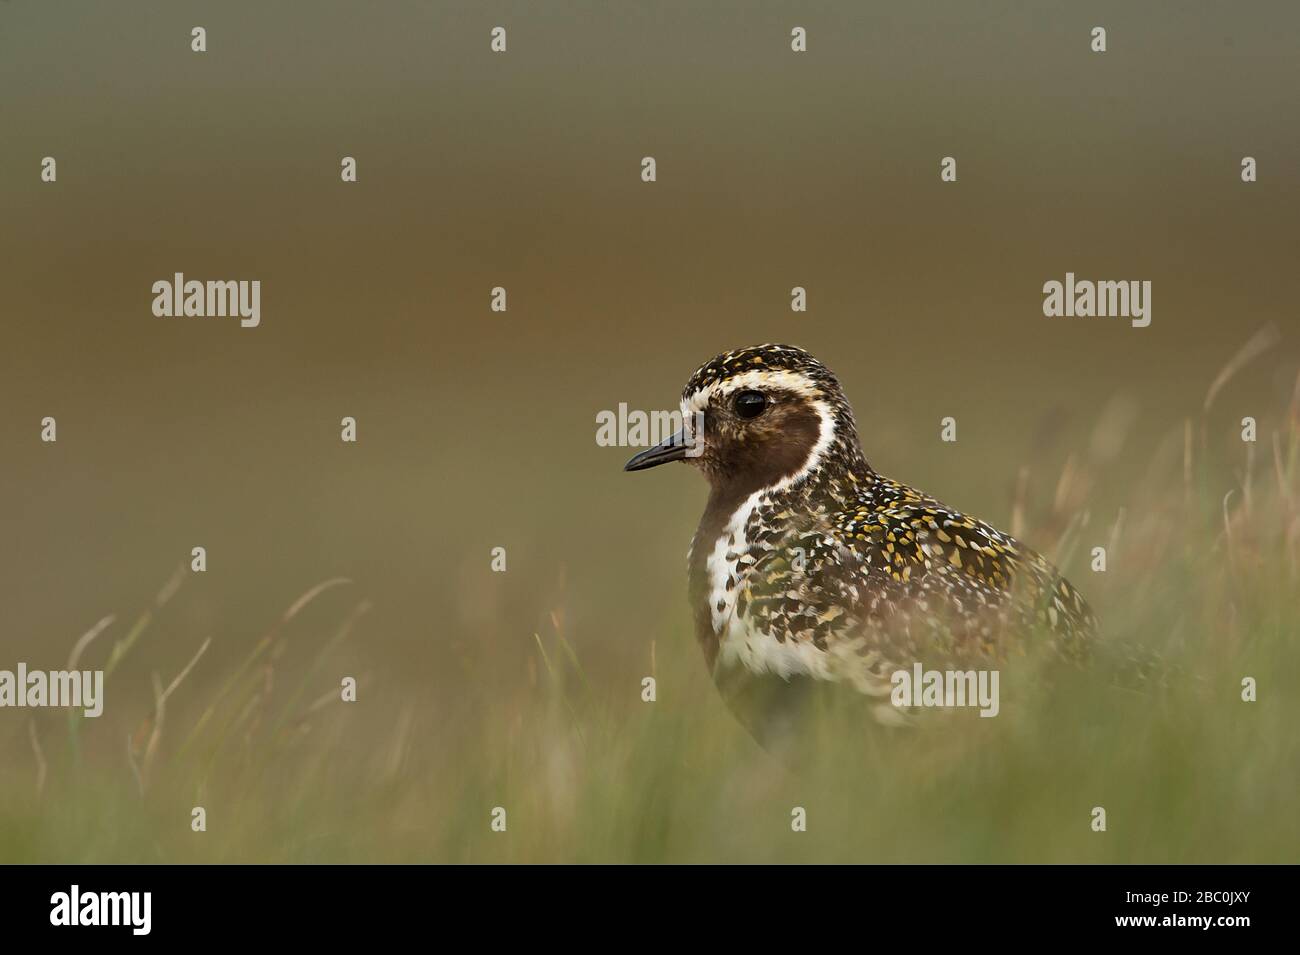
<box><xmin>688</xmin><ymin>414</ymin><xmax>874</xmax><ymax>668</ymax></box>
<box><xmin>698</xmin><ymin>425</ymin><xmax>873</xmax><ymax>535</ymax></box>
<box><xmin>688</xmin><ymin>435</ymin><xmax>875</xmax><ymax>648</ymax></box>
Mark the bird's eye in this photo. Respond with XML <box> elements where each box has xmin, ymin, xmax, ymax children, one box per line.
<box><xmin>733</xmin><ymin>390</ymin><xmax>768</xmax><ymax>419</ymax></box>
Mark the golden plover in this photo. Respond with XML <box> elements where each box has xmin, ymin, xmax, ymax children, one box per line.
<box><xmin>626</xmin><ymin>343</ymin><xmax>1096</xmax><ymax>740</ymax></box>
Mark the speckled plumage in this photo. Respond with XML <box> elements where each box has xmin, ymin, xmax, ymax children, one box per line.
<box><xmin>629</xmin><ymin>343</ymin><xmax>1097</xmax><ymax>736</ymax></box>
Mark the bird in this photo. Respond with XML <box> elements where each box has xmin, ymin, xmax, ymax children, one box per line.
<box><xmin>625</xmin><ymin>343</ymin><xmax>1097</xmax><ymax>744</ymax></box>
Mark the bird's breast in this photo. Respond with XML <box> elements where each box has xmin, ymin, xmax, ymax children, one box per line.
<box><xmin>689</xmin><ymin>490</ymin><xmax>766</xmax><ymax>673</ymax></box>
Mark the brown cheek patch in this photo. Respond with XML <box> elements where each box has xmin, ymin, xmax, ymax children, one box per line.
<box><xmin>722</xmin><ymin>402</ymin><xmax>822</xmax><ymax>492</ymax></box>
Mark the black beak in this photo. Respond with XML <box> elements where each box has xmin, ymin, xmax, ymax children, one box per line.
<box><xmin>624</xmin><ymin>429</ymin><xmax>691</xmax><ymax>472</ymax></box>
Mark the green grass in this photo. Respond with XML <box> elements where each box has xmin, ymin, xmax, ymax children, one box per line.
<box><xmin>2</xmin><ymin>358</ymin><xmax>1298</xmax><ymax>864</ymax></box>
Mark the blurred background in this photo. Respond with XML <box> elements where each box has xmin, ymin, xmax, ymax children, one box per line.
<box><xmin>1</xmin><ymin>1</ymin><xmax>1297</xmax><ymax>862</ymax></box>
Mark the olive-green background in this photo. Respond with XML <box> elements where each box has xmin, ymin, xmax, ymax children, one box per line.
<box><xmin>1</xmin><ymin>1</ymin><xmax>1297</xmax><ymax>827</ymax></box>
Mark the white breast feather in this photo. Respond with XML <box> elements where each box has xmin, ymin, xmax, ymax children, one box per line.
<box><xmin>707</xmin><ymin>492</ymin><xmax>835</xmax><ymax>683</ymax></box>
<box><xmin>706</xmin><ymin>494</ymin><xmax>893</xmax><ymax>698</ymax></box>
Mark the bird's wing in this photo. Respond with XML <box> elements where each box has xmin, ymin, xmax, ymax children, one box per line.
<box><xmin>735</xmin><ymin>483</ymin><xmax>1094</xmax><ymax>686</ymax></box>
<box><xmin>835</xmin><ymin>480</ymin><xmax>1095</xmax><ymax>657</ymax></box>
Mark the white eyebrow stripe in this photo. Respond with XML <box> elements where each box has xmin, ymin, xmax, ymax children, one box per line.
<box><xmin>681</xmin><ymin>368</ymin><xmax>823</xmax><ymax>416</ymax></box>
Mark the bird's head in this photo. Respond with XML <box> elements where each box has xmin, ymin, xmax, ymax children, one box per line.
<box><xmin>624</xmin><ymin>344</ymin><xmax>869</xmax><ymax>495</ymax></box>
